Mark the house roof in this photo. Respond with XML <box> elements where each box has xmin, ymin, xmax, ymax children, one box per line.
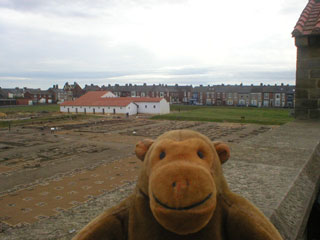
<box><xmin>60</xmin><ymin>91</ymin><xmax>164</xmax><ymax>107</ymax></box>
<box><xmin>24</xmin><ymin>88</ymin><xmax>51</xmax><ymax>95</ymax></box>
<box><xmin>292</xmin><ymin>0</ymin><xmax>320</xmax><ymax>37</ymax></box>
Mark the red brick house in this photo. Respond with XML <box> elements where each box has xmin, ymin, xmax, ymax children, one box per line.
<box><xmin>24</xmin><ymin>89</ymin><xmax>53</xmax><ymax>104</ymax></box>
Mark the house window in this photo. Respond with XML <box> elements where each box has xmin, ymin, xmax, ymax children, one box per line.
<box><xmin>153</xmin><ymin>105</ymin><xmax>156</xmax><ymax>108</ymax></box>
<box><xmin>145</xmin><ymin>105</ymin><xmax>147</xmax><ymax>108</ymax></box>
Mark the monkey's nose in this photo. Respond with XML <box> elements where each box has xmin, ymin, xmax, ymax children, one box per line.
<box><xmin>172</xmin><ymin>179</ymin><xmax>190</xmax><ymax>197</ymax></box>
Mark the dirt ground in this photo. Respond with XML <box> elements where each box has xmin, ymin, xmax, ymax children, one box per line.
<box><xmin>0</xmin><ymin>113</ymin><xmax>277</xmax><ymax>239</ymax></box>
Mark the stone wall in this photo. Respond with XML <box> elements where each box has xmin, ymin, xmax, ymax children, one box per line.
<box><xmin>295</xmin><ymin>35</ymin><xmax>320</xmax><ymax>119</ymax></box>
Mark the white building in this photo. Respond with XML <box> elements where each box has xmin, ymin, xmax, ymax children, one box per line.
<box><xmin>60</xmin><ymin>91</ymin><xmax>170</xmax><ymax>115</ymax></box>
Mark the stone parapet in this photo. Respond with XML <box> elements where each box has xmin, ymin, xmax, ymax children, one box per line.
<box><xmin>224</xmin><ymin>121</ymin><xmax>320</xmax><ymax>239</ymax></box>
<box><xmin>295</xmin><ymin>36</ymin><xmax>320</xmax><ymax>119</ymax></box>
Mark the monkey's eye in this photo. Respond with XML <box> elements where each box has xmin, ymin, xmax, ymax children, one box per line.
<box><xmin>159</xmin><ymin>151</ymin><xmax>166</xmax><ymax>160</ymax></box>
<box><xmin>197</xmin><ymin>150</ymin><xmax>204</xmax><ymax>159</ymax></box>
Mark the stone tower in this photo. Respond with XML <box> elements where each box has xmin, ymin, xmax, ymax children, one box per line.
<box><xmin>292</xmin><ymin>0</ymin><xmax>320</xmax><ymax>119</ymax></box>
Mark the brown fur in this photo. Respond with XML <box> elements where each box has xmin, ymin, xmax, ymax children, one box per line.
<box><xmin>73</xmin><ymin>130</ymin><xmax>283</xmax><ymax>240</ymax></box>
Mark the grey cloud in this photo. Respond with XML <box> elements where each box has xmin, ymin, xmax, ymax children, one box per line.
<box><xmin>0</xmin><ymin>68</ymin><xmax>295</xmax><ymax>89</ymax></box>
<box><xmin>0</xmin><ymin>0</ymin><xmax>45</xmax><ymax>11</ymax></box>
<box><xmin>279</xmin><ymin>0</ymin><xmax>307</xmax><ymax>15</ymax></box>
<box><xmin>0</xmin><ymin>19</ymin><xmax>158</xmax><ymax>72</ymax></box>
<box><xmin>0</xmin><ymin>71</ymin><xmax>133</xmax><ymax>79</ymax></box>
<box><xmin>0</xmin><ymin>0</ymin><xmax>189</xmax><ymax>16</ymax></box>
<box><xmin>164</xmin><ymin>67</ymin><xmax>213</xmax><ymax>76</ymax></box>
<box><xmin>0</xmin><ymin>0</ymin><xmax>110</xmax><ymax>18</ymax></box>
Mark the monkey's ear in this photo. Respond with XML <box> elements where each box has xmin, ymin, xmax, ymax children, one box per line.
<box><xmin>135</xmin><ymin>139</ymin><xmax>154</xmax><ymax>161</ymax></box>
<box><xmin>213</xmin><ymin>142</ymin><xmax>230</xmax><ymax>164</ymax></box>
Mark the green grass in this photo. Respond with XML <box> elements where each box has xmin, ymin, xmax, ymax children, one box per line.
<box><xmin>0</xmin><ymin>104</ymin><xmax>103</xmax><ymax>128</ymax></box>
<box><xmin>0</xmin><ymin>104</ymin><xmax>60</xmax><ymax>114</ymax></box>
<box><xmin>0</xmin><ymin>114</ymin><xmax>96</xmax><ymax>128</ymax></box>
<box><xmin>153</xmin><ymin>105</ymin><xmax>294</xmax><ymax>125</ymax></box>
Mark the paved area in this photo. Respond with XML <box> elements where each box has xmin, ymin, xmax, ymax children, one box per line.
<box><xmin>1</xmin><ymin>117</ymin><xmax>319</xmax><ymax>240</ymax></box>
<box><xmin>0</xmin><ymin>117</ymin><xmax>274</xmax><ymax>232</ymax></box>
<box><xmin>0</xmin><ymin>156</ymin><xmax>140</xmax><ymax>226</ymax></box>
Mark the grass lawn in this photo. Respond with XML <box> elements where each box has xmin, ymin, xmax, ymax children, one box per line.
<box><xmin>152</xmin><ymin>105</ymin><xmax>294</xmax><ymax>125</ymax></box>
<box><xmin>0</xmin><ymin>104</ymin><xmax>101</xmax><ymax>128</ymax></box>
<box><xmin>0</xmin><ymin>104</ymin><xmax>60</xmax><ymax>114</ymax></box>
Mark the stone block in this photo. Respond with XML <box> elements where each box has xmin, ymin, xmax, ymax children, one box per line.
<box><xmin>309</xmin><ymin>109</ymin><xmax>320</xmax><ymax>119</ymax></box>
<box><xmin>294</xmin><ymin>108</ymin><xmax>309</xmax><ymax>119</ymax></box>
<box><xmin>302</xmin><ymin>100</ymin><xmax>318</xmax><ymax>109</ymax></box>
<box><xmin>309</xmin><ymin>35</ymin><xmax>320</xmax><ymax>47</ymax></box>
<box><xmin>295</xmin><ymin>89</ymin><xmax>309</xmax><ymax>98</ymax></box>
<box><xmin>298</xmin><ymin>47</ymin><xmax>320</xmax><ymax>59</ymax></box>
<box><xmin>308</xmin><ymin>89</ymin><xmax>320</xmax><ymax>99</ymax></box>
<box><xmin>297</xmin><ymin>48</ymin><xmax>308</xmax><ymax>60</ymax></box>
<box><xmin>296</xmin><ymin>69</ymin><xmax>310</xmax><ymax>80</ymax></box>
<box><xmin>309</xmin><ymin>47</ymin><xmax>320</xmax><ymax>58</ymax></box>
<box><xmin>310</xmin><ymin>70</ymin><xmax>320</xmax><ymax>79</ymax></box>
<box><xmin>296</xmin><ymin>79</ymin><xmax>317</xmax><ymax>88</ymax></box>
<box><xmin>295</xmin><ymin>37</ymin><xmax>309</xmax><ymax>47</ymax></box>
<box><xmin>295</xmin><ymin>99</ymin><xmax>308</xmax><ymax>108</ymax></box>
<box><xmin>299</xmin><ymin>58</ymin><xmax>320</xmax><ymax>69</ymax></box>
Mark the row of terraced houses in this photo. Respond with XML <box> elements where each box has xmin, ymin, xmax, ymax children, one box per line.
<box><xmin>100</xmin><ymin>83</ymin><xmax>295</xmax><ymax>108</ymax></box>
<box><xmin>0</xmin><ymin>82</ymin><xmax>295</xmax><ymax>108</ymax></box>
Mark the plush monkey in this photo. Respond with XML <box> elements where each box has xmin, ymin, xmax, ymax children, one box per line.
<box><xmin>73</xmin><ymin>130</ymin><xmax>283</xmax><ymax>240</ymax></box>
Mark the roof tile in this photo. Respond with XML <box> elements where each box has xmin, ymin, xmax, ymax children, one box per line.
<box><xmin>293</xmin><ymin>0</ymin><xmax>320</xmax><ymax>37</ymax></box>
<box><xmin>60</xmin><ymin>91</ymin><xmax>163</xmax><ymax>107</ymax></box>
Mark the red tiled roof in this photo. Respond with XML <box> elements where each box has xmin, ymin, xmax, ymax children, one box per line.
<box><xmin>292</xmin><ymin>0</ymin><xmax>320</xmax><ymax>37</ymax></box>
<box><xmin>60</xmin><ymin>91</ymin><xmax>164</xmax><ymax>107</ymax></box>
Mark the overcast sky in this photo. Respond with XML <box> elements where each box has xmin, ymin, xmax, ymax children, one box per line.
<box><xmin>0</xmin><ymin>0</ymin><xmax>307</xmax><ymax>89</ymax></box>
